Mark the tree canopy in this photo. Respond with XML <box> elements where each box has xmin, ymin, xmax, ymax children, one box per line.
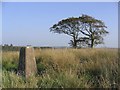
<box><xmin>50</xmin><ymin>14</ymin><xmax>109</xmax><ymax>48</ymax></box>
<box><xmin>78</xmin><ymin>14</ymin><xmax>109</xmax><ymax>48</ymax></box>
<box><xmin>50</xmin><ymin>17</ymin><xmax>81</xmax><ymax>48</ymax></box>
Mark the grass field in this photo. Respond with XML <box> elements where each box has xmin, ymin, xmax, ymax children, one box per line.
<box><xmin>2</xmin><ymin>48</ymin><xmax>119</xmax><ymax>88</ymax></box>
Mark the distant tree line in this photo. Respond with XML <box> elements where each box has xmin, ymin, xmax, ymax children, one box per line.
<box><xmin>2</xmin><ymin>44</ymin><xmax>21</xmax><ymax>51</ymax></box>
<box><xmin>50</xmin><ymin>14</ymin><xmax>109</xmax><ymax>48</ymax></box>
<box><xmin>2</xmin><ymin>44</ymin><xmax>53</xmax><ymax>51</ymax></box>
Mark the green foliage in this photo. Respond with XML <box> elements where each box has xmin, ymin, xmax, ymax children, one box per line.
<box><xmin>2</xmin><ymin>52</ymin><xmax>19</xmax><ymax>72</ymax></box>
<box><xmin>3</xmin><ymin>60</ymin><xmax>18</xmax><ymax>72</ymax></box>
<box><xmin>37</xmin><ymin>63</ymin><xmax>46</xmax><ymax>75</ymax></box>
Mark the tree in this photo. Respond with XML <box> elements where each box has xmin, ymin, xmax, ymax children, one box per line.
<box><xmin>78</xmin><ymin>14</ymin><xmax>109</xmax><ymax>48</ymax></box>
<box><xmin>50</xmin><ymin>14</ymin><xmax>109</xmax><ymax>48</ymax></box>
<box><xmin>50</xmin><ymin>17</ymin><xmax>81</xmax><ymax>48</ymax></box>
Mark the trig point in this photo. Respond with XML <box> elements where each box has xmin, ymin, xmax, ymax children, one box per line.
<box><xmin>17</xmin><ymin>46</ymin><xmax>37</xmax><ymax>79</ymax></box>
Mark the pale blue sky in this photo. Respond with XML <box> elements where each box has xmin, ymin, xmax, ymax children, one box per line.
<box><xmin>0</xmin><ymin>2</ymin><xmax>2</xmax><ymax>44</ymax></box>
<box><xmin>2</xmin><ymin>2</ymin><xmax>118</xmax><ymax>48</ymax></box>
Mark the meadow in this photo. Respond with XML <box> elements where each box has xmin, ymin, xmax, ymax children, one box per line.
<box><xmin>2</xmin><ymin>48</ymin><xmax>119</xmax><ymax>88</ymax></box>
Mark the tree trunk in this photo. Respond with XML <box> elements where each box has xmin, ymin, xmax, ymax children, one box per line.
<box><xmin>91</xmin><ymin>34</ymin><xmax>94</xmax><ymax>48</ymax></box>
<box><xmin>73</xmin><ymin>36</ymin><xmax>77</xmax><ymax>48</ymax></box>
<box><xmin>91</xmin><ymin>39</ymin><xmax>94</xmax><ymax>48</ymax></box>
<box><xmin>89</xmin><ymin>24</ymin><xmax>94</xmax><ymax>48</ymax></box>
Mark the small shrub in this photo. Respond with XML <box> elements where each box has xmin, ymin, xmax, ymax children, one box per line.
<box><xmin>37</xmin><ymin>63</ymin><xmax>46</xmax><ymax>75</ymax></box>
<box><xmin>3</xmin><ymin>60</ymin><xmax>18</xmax><ymax>73</ymax></box>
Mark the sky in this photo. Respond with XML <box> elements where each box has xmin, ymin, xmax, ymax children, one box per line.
<box><xmin>0</xmin><ymin>2</ymin><xmax>2</xmax><ymax>45</ymax></box>
<box><xmin>118</xmin><ymin>2</ymin><xmax>120</xmax><ymax>48</ymax></box>
<box><xmin>2</xmin><ymin>2</ymin><xmax>118</xmax><ymax>48</ymax></box>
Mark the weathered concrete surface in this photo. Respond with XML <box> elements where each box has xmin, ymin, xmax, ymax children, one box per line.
<box><xmin>18</xmin><ymin>46</ymin><xmax>37</xmax><ymax>79</ymax></box>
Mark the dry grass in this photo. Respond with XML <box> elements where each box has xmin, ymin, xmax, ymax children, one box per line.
<box><xmin>2</xmin><ymin>48</ymin><xmax>119</xmax><ymax>88</ymax></box>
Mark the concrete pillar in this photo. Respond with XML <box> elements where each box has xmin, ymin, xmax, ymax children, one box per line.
<box><xmin>17</xmin><ymin>46</ymin><xmax>37</xmax><ymax>79</ymax></box>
